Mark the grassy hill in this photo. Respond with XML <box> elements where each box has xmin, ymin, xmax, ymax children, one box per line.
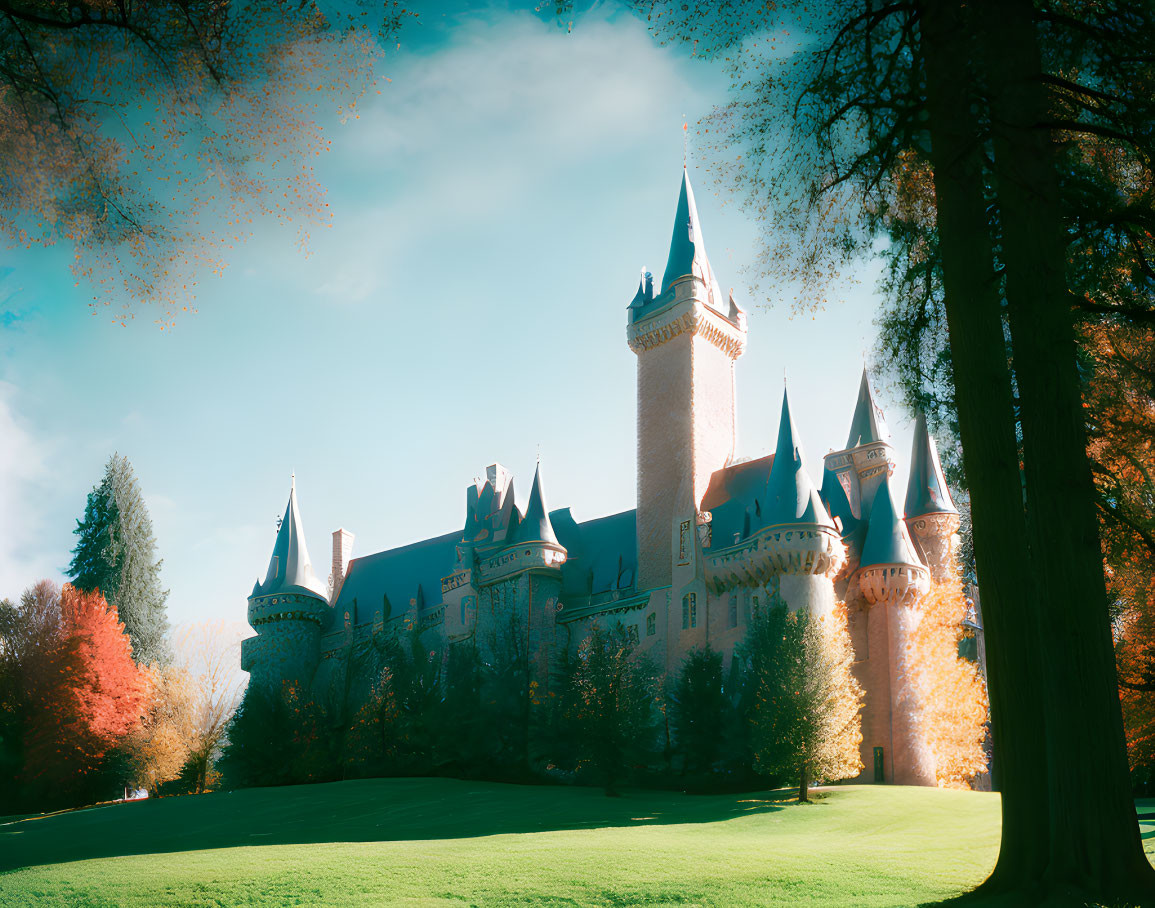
<box><xmin>0</xmin><ymin>778</ymin><xmax>1137</xmax><ymax>906</ymax></box>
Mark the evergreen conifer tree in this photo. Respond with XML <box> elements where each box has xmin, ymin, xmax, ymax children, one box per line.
<box><xmin>69</xmin><ymin>454</ymin><xmax>170</xmax><ymax>665</ymax></box>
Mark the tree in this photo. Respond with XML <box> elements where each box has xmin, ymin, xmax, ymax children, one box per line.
<box><xmin>70</xmin><ymin>454</ymin><xmax>170</xmax><ymax>665</ymax></box>
<box><xmin>120</xmin><ymin>663</ymin><xmax>196</xmax><ymax>793</ymax></box>
<box><xmin>0</xmin><ymin>579</ymin><xmax>69</xmax><ymax>809</ymax></box>
<box><xmin>1</xmin><ymin>0</ymin><xmax>411</xmax><ymax>321</ymax></box>
<box><xmin>344</xmin><ymin>625</ymin><xmax>442</xmax><ymax>778</ymax></box>
<box><xmin>635</xmin><ymin>0</ymin><xmax>1155</xmax><ymax>898</ymax></box>
<box><xmin>908</xmin><ymin>576</ymin><xmax>990</xmax><ymax>789</ymax></box>
<box><xmin>742</xmin><ymin>600</ymin><xmax>862</xmax><ymax>803</ymax></box>
<box><xmin>170</xmin><ymin>621</ymin><xmax>247</xmax><ymax>793</ymax></box>
<box><xmin>219</xmin><ymin>680</ymin><xmax>336</xmax><ymax>788</ymax></box>
<box><xmin>13</xmin><ymin>584</ymin><xmax>150</xmax><ymax>808</ymax></box>
<box><xmin>670</xmin><ymin>646</ymin><xmax>729</xmax><ymax>777</ymax></box>
<box><xmin>554</xmin><ymin>621</ymin><xmax>660</xmax><ymax>795</ymax></box>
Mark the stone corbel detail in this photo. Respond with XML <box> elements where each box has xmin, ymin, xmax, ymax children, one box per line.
<box><xmin>627</xmin><ymin>299</ymin><xmax>747</xmax><ymax>358</ymax></box>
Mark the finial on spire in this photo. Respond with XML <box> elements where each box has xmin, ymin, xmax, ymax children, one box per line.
<box><xmin>682</xmin><ymin>117</ymin><xmax>688</xmax><ymax>167</ymax></box>
<box><xmin>536</xmin><ymin>443</ymin><xmax>541</xmax><ymax>465</ymax></box>
<box><xmin>291</xmin><ymin>471</ymin><xmax>296</xmax><ymax>492</ymax></box>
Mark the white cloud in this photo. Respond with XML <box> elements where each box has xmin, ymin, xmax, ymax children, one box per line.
<box><xmin>304</xmin><ymin>8</ymin><xmax>714</xmax><ymax>303</ymax></box>
<box><xmin>0</xmin><ymin>383</ymin><xmax>60</xmax><ymax>595</ymax></box>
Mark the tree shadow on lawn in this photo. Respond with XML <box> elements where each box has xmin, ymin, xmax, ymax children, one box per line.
<box><xmin>0</xmin><ymin>777</ymin><xmax>794</xmax><ymax>872</ymax></box>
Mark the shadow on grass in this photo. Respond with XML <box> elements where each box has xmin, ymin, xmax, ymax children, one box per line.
<box><xmin>0</xmin><ymin>777</ymin><xmax>795</xmax><ymax>872</ymax></box>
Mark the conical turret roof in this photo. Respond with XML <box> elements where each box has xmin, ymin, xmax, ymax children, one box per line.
<box><xmin>821</xmin><ymin>467</ymin><xmax>861</xmax><ymax>537</ymax></box>
<box><xmin>860</xmin><ymin>477</ymin><xmax>923</xmax><ymax>568</ymax></box>
<box><xmin>255</xmin><ymin>477</ymin><xmax>329</xmax><ymax>600</ymax></box>
<box><xmin>846</xmin><ymin>368</ymin><xmax>890</xmax><ymax>448</ymax></box>
<box><xmin>904</xmin><ymin>412</ymin><xmax>957</xmax><ymax>518</ymax></box>
<box><xmin>763</xmin><ymin>389</ymin><xmax>836</xmax><ymax>530</ymax></box>
<box><xmin>661</xmin><ymin>168</ymin><xmax>721</xmax><ymax>302</ymax></box>
<box><xmin>514</xmin><ymin>463</ymin><xmax>558</xmax><ymax>545</ymax></box>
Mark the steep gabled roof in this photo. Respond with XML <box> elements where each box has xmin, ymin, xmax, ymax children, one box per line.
<box><xmin>860</xmin><ymin>477</ymin><xmax>923</xmax><ymax>568</ymax></box>
<box><xmin>254</xmin><ymin>478</ymin><xmax>329</xmax><ymax>601</ymax></box>
<box><xmin>904</xmin><ymin>412</ymin><xmax>957</xmax><ymax>518</ymax></box>
<box><xmin>762</xmin><ymin>389</ymin><xmax>836</xmax><ymax>530</ymax></box>
<box><xmin>846</xmin><ymin>367</ymin><xmax>890</xmax><ymax>448</ymax></box>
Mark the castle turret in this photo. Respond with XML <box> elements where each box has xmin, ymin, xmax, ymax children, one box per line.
<box><xmin>903</xmin><ymin>412</ymin><xmax>959</xmax><ymax>581</ymax></box>
<box><xmin>240</xmin><ymin>477</ymin><xmax>330</xmax><ymax>690</ymax></box>
<box><xmin>823</xmin><ymin>369</ymin><xmax>897</xmax><ymax>523</ymax></box>
<box><xmin>857</xmin><ymin>476</ymin><xmax>935</xmax><ymax>786</ymax></box>
<box><xmin>629</xmin><ymin>168</ymin><xmax>747</xmax><ymax>590</ymax></box>
<box><xmin>759</xmin><ymin>389</ymin><xmax>845</xmax><ymax>615</ymax></box>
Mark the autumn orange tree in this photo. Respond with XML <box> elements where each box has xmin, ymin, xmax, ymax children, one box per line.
<box><xmin>909</xmin><ymin>575</ymin><xmax>990</xmax><ymax>789</ymax></box>
<box><xmin>2</xmin><ymin>582</ymin><xmax>150</xmax><ymax>809</ymax></box>
<box><xmin>0</xmin><ymin>0</ymin><xmax>411</xmax><ymax>323</ymax></box>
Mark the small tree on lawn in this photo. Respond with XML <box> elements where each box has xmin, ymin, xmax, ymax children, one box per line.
<box><xmin>744</xmin><ymin>599</ymin><xmax>862</xmax><ymax>802</ymax></box>
<box><xmin>670</xmin><ymin>646</ymin><xmax>729</xmax><ymax>777</ymax></box>
<box><xmin>557</xmin><ymin>621</ymin><xmax>660</xmax><ymax>795</ymax></box>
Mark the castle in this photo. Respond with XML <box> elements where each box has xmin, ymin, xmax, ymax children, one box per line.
<box><xmin>240</xmin><ymin>169</ymin><xmax>962</xmax><ymax>786</ymax></box>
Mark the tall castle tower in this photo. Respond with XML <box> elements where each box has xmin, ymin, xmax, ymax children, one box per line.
<box><xmin>240</xmin><ymin>478</ymin><xmax>331</xmax><ymax>690</ymax></box>
<box><xmin>628</xmin><ymin>169</ymin><xmax>747</xmax><ymax>589</ymax></box>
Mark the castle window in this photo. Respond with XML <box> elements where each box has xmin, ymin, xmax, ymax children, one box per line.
<box><xmin>728</xmin><ymin>595</ymin><xmax>738</xmax><ymax>629</ymax></box>
<box><xmin>628</xmin><ymin>625</ymin><xmax>639</xmax><ymax>645</ymax></box>
<box><xmin>461</xmin><ymin>599</ymin><xmax>467</xmax><ymax>625</ymax></box>
<box><xmin>682</xmin><ymin>593</ymin><xmax>697</xmax><ymax>630</ymax></box>
<box><xmin>646</xmin><ymin>613</ymin><xmax>656</xmax><ymax>636</ymax></box>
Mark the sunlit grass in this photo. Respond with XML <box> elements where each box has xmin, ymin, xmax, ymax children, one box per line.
<box><xmin>0</xmin><ymin>777</ymin><xmax>1064</xmax><ymax>906</ymax></box>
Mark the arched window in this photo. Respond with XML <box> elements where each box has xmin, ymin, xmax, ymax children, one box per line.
<box><xmin>682</xmin><ymin>593</ymin><xmax>697</xmax><ymax>630</ymax></box>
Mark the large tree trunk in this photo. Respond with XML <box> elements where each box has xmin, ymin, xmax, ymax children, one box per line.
<box><xmin>976</xmin><ymin>0</ymin><xmax>1155</xmax><ymax>899</ymax></box>
<box><xmin>916</xmin><ymin>0</ymin><xmax>1051</xmax><ymax>892</ymax></box>
<box><xmin>798</xmin><ymin>761</ymin><xmax>810</xmax><ymax>804</ymax></box>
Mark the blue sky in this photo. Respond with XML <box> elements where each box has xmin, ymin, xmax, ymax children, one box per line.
<box><xmin>0</xmin><ymin>2</ymin><xmax>914</xmax><ymax>627</ymax></box>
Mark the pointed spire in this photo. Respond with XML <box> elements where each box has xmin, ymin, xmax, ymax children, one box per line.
<box><xmin>905</xmin><ymin>412</ymin><xmax>958</xmax><ymax>518</ymax></box>
<box><xmin>846</xmin><ymin>367</ymin><xmax>890</xmax><ymax>448</ymax></box>
<box><xmin>255</xmin><ymin>478</ymin><xmax>328</xmax><ymax>600</ymax></box>
<box><xmin>661</xmin><ymin>168</ymin><xmax>719</xmax><ymax>299</ymax></box>
<box><xmin>763</xmin><ymin>388</ymin><xmax>836</xmax><ymax>529</ymax></box>
<box><xmin>860</xmin><ymin>476</ymin><xmax>923</xmax><ymax>568</ymax></box>
<box><xmin>514</xmin><ymin>463</ymin><xmax>558</xmax><ymax>545</ymax></box>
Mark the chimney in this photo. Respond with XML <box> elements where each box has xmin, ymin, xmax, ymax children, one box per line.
<box><xmin>330</xmin><ymin>528</ymin><xmax>355</xmax><ymax>604</ymax></box>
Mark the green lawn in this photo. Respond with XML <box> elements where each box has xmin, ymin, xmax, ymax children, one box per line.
<box><xmin>0</xmin><ymin>778</ymin><xmax>1147</xmax><ymax>907</ymax></box>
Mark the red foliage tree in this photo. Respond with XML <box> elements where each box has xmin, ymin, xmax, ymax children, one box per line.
<box><xmin>22</xmin><ymin>584</ymin><xmax>150</xmax><ymax>804</ymax></box>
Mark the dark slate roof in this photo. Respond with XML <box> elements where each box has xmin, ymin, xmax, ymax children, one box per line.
<box><xmin>702</xmin><ymin>455</ymin><xmax>773</xmax><ymax>512</ymax></box>
<box><xmin>905</xmin><ymin>412</ymin><xmax>957</xmax><ymax>518</ymax></box>
<box><xmin>860</xmin><ymin>477</ymin><xmax>923</xmax><ymax>568</ymax></box>
<box><xmin>762</xmin><ymin>389</ymin><xmax>836</xmax><ymax>530</ymax></box>
<box><xmin>555</xmin><ymin>508</ymin><xmax>638</xmax><ymax>597</ymax></box>
<box><xmin>334</xmin><ymin>529</ymin><xmax>460</xmax><ymax>626</ymax></box>
<box><xmin>701</xmin><ymin>456</ymin><xmax>771</xmax><ymax>548</ymax></box>
<box><xmin>333</xmin><ymin>507</ymin><xmax>638</xmax><ymax>628</ymax></box>
<box><xmin>514</xmin><ymin>464</ymin><xmax>558</xmax><ymax>545</ymax></box>
<box><xmin>254</xmin><ymin>479</ymin><xmax>329</xmax><ymax>601</ymax></box>
<box><xmin>846</xmin><ymin>367</ymin><xmax>890</xmax><ymax>448</ymax></box>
